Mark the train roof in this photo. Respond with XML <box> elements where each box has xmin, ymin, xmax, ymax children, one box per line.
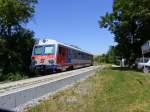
<box><xmin>35</xmin><ymin>39</ymin><xmax>93</xmax><ymax>55</ymax></box>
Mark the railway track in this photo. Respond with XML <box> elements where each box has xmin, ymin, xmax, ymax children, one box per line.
<box><xmin>0</xmin><ymin>66</ymin><xmax>99</xmax><ymax>111</ymax></box>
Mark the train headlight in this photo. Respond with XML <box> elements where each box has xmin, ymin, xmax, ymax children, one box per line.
<box><xmin>32</xmin><ymin>59</ymin><xmax>37</xmax><ymax>65</ymax></box>
<box><xmin>49</xmin><ymin>59</ymin><xmax>54</xmax><ymax>64</ymax></box>
<box><xmin>35</xmin><ymin>60</ymin><xmax>37</xmax><ymax>64</ymax></box>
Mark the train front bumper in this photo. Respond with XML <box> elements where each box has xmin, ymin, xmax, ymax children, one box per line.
<box><xmin>31</xmin><ymin>64</ymin><xmax>57</xmax><ymax>71</ymax></box>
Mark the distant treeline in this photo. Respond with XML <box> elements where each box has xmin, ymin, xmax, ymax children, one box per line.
<box><xmin>94</xmin><ymin>46</ymin><xmax>116</xmax><ymax>64</ymax></box>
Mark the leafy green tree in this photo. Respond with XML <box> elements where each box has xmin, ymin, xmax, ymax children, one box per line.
<box><xmin>100</xmin><ymin>0</ymin><xmax>150</xmax><ymax>65</ymax></box>
<box><xmin>107</xmin><ymin>46</ymin><xmax>116</xmax><ymax>64</ymax></box>
<box><xmin>0</xmin><ymin>0</ymin><xmax>37</xmax><ymax>37</ymax></box>
<box><xmin>94</xmin><ymin>46</ymin><xmax>117</xmax><ymax>64</ymax></box>
<box><xmin>0</xmin><ymin>29</ymin><xmax>35</xmax><ymax>80</ymax></box>
<box><xmin>0</xmin><ymin>0</ymin><xmax>37</xmax><ymax>80</ymax></box>
<box><xmin>94</xmin><ymin>54</ymin><xmax>107</xmax><ymax>64</ymax></box>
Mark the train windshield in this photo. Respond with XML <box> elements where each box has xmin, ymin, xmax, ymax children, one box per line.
<box><xmin>34</xmin><ymin>46</ymin><xmax>43</xmax><ymax>55</ymax></box>
<box><xmin>44</xmin><ymin>45</ymin><xmax>55</xmax><ymax>54</ymax></box>
<box><xmin>34</xmin><ymin>45</ymin><xmax>55</xmax><ymax>55</ymax></box>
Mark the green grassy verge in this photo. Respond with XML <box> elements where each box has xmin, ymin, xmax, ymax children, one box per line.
<box><xmin>27</xmin><ymin>67</ymin><xmax>150</xmax><ymax>112</ymax></box>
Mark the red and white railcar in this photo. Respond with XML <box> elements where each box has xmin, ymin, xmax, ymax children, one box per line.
<box><xmin>31</xmin><ymin>39</ymin><xmax>93</xmax><ymax>72</ymax></box>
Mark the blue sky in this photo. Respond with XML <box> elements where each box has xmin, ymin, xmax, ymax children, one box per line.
<box><xmin>26</xmin><ymin>0</ymin><xmax>114</xmax><ymax>54</ymax></box>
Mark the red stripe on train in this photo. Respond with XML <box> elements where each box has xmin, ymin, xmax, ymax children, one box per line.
<box><xmin>58</xmin><ymin>63</ymin><xmax>92</xmax><ymax>67</ymax></box>
<box><xmin>32</xmin><ymin>55</ymin><xmax>55</xmax><ymax>59</ymax></box>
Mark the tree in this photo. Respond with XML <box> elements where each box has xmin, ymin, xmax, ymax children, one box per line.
<box><xmin>100</xmin><ymin>0</ymin><xmax>150</xmax><ymax>65</ymax></box>
<box><xmin>94</xmin><ymin>54</ymin><xmax>107</xmax><ymax>64</ymax></box>
<box><xmin>106</xmin><ymin>46</ymin><xmax>116</xmax><ymax>64</ymax></box>
<box><xmin>2</xmin><ymin>29</ymin><xmax>35</xmax><ymax>73</ymax></box>
<box><xmin>0</xmin><ymin>0</ymin><xmax>37</xmax><ymax>80</ymax></box>
<box><xmin>0</xmin><ymin>0</ymin><xmax>37</xmax><ymax>37</ymax></box>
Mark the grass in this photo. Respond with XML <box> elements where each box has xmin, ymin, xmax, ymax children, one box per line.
<box><xmin>26</xmin><ymin>66</ymin><xmax>150</xmax><ymax>112</ymax></box>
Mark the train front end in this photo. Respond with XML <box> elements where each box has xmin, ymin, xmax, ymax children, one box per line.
<box><xmin>30</xmin><ymin>39</ymin><xmax>57</xmax><ymax>72</ymax></box>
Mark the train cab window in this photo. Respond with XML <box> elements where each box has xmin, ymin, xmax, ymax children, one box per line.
<box><xmin>44</xmin><ymin>45</ymin><xmax>55</xmax><ymax>54</ymax></box>
<box><xmin>34</xmin><ymin>46</ymin><xmax>43</xmax><ymax>55</ymax></box>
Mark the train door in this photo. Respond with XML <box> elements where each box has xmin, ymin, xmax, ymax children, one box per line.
<box><xmin>57</xmin><ymin>46</ymin><xmax>68</xmax><ymax>65</ymax></box>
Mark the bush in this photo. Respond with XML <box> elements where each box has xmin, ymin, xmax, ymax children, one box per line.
<box><xmin>0</xmin><ymin>29</ymin><xmax>36</xmax><ymax>81</ymax></box>
<box><xmin>7</xmin><ymin>72</ymin><xmax>28</xmax><ymax>81</ymax></box>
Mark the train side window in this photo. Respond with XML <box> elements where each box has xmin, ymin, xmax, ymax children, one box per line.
<box><xmin>73</xmin><ymin>50</ymin><xmax>77</xmax><ymax>59</ymax></box>
<box><xmin>85</xmin><ymin>54</ymin><xmax>88</xmax><ymax>60</ymax></box>
<box><xmin>69</xmin><ymin>49</ymin><xmax>73</xmax><ymax>58</ymax></box>
<box><xmin>87</xmin><ymin>55</ymin><xmax>90</xmax><ymax>60</ymax></box>
<box><xmin>80</xmin><ymin>52</ymin><xmax>83</xmax><ymax>59</ymax></box>
<box><xmin>72</xmin><ymin>50</ymin><xmax>75</xmax><ymax>58</ymax></box>
<box><xmin>69</xmin><ymin>49</ymin><xmax>73</xmax><ymax>55</ymax></box>
<box><xmin>78</xmin><ymin>52</ymin><xmax>81</xmax><ymax>59</ymax></box>
<box><xmin>82</xmin><ymin>53</ymin><xmax>85</xmax><ymax>59</ymax></box>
